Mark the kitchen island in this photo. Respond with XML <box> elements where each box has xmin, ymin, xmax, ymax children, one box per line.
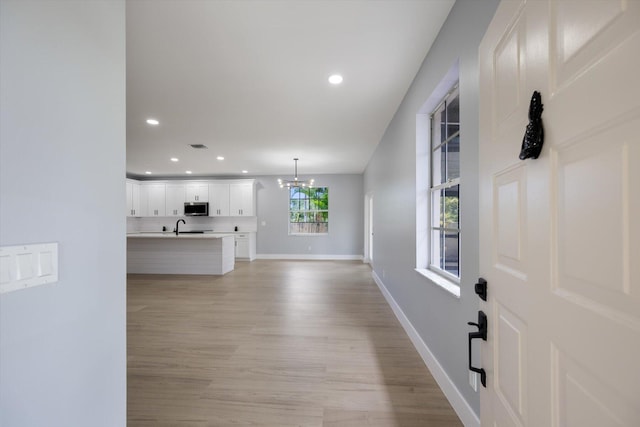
<box><xmin>127</xmin><ymin>233</ymin><xmax>235</xmax><ymax>275</ymax></box>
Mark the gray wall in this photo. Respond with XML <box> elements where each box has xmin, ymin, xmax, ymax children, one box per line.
<box><xmin>255</xmin><ymin>175</ymin><xmax>364</xmax><ymax>257</ymax></box>
<box><xmin>0</xmin><ymin>2</ymin><xmax>126</xmax><ymax>426</ymax></box>
<box><xmin>363</xmin><ymin>0</ymin><xmax>498</xmax><ymax>416</ymax></box>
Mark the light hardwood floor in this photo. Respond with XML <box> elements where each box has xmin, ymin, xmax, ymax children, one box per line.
<box><xmin>127</xmin><ymin>260</ymin><xmax>463</xmax><ymax>426</ymax></box>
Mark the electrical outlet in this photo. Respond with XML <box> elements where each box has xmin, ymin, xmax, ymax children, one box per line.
<box><xmin>469</xmin><ymin>371</ymin><xmax>478</xmax><ymax>392</ymax></box>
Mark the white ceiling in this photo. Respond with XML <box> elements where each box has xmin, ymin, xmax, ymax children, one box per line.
<box><xmin>126</xmin><ymin>0</ymin><xmax>455</xmax><ymax>178</ymax></box>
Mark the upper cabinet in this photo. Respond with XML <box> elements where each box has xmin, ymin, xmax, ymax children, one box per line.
<box><xmin>208</xmin><ymin>183</ymin><xmax>230</xmax><ymax>216</ymax></box>
<box><xmin>185</xmin><ymin>183</ymin><xmax>208</xmax><ymax>202</ymax></box>
<box><xmin>126</xmin><ymin>179</ymin><xmax>141</xmax><ymax>217</ymax></box>
<box><xmin>165</xmin><ymin>184</ymin><xmax>185</xmax><ymax>217</ymax></box>
<box><xmin>229</xmin><ymin>182</ymin><xmax>255</xmax><ymax>216</ymax></box>
<box><xmin>140</xmin><ymin>183</ymin><xmax>166</xmax><ymax>217</ymax></box>
<box><xmin>125</xmin><ymin>179</ymin><xmax>255</xmax><ymax>218</ymax></box>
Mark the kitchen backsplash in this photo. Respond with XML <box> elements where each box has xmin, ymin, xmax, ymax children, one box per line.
<box><xmin>127</xmin><ymin>216</ymin><xmax>257</xmax><ymax>233</ymax></box>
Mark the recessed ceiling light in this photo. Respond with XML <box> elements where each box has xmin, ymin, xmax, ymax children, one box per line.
<box><xmin>216</xmin><ymin>156</ymin><xmax>225</xmax><ymax>161</ymax></box>
<box><xmin>328</xmin><ymin>74</ymin><xmax>343</xmax><ymax>85</ymax></box>
<box><xmin>146</xmin><ymin>118</ymin><xmax>159</xmax><ymax>125</ymax></box>
<box><xmin>242</xmin><ymin>170</ymin><xmax>248</xmax><ymax>174</ymax></box>
<box><xmin>145</xmin><ymin>171</ymin><xmax>152</xmax><ymax>175</ymax></box>
<box><xmin>170</xmin><ymin>158</ymin><xmax>179</xmax><ymax>162</ymax></box>
<box><xmin>185</xmin><ymin>170</ymin><xmax>192</xmax><ymax>174</ymax></box>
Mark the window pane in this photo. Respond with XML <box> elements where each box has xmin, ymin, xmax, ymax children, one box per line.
<box><xmin>300</xmin><ymin>198</ymin><xmax>310</xmax><ymax>211</ymax></box>
<box><xmin>443</xmin><ymin>231</ymin><xmax>459</xmax><ymax>277</ymax></box>
<box><xmin>432</xmin><ymin>186</ymin><xmax>459</xmax><ymax>229</ymax></box>
<box><xmin>431</xmin><ymin>230</ymin><xmax>460</xmax><ymax>278</ymax></box>
<box><xmin>431</xmin><ymin>189</ymin><xmax>443</xmax><ymax>228</ymax></box>
<box><xmin>443</xmin><ymin>185</ymin><xmax>459</xmax><ymax>229</ymax></box>
<box><xmin>318</xmin><ymin>189</ymin><xmax>328</xmax><ymax>209</ymax></box>
<box><xmin>432</xmin><ymin>110</ymin><xmax>443</xmax><ymax>147</ymax></box>
<box><xmin>446</xmin><ymin>94</ymin><xmax>459</xmax><ymax>138</ymax></box>
<box><xmin>431</xmin><ymin>230</ymin><xmax>442</xmax><ymax>269</ymax></box>
<box><xmin>446</xmin><ymin>136</ymin><xmax>460</xmax><ymax>181</ymax></box>
<box><xmin>316</xmin><ymin>211</ymin><xmax>329</xmax><ymax>222</ymax></box>
<box><xmin>440</xmin><ymin>109</ymin><xmax>447</xmax><ymax>143</ymax></box>
<box><xmin>432</xmin><ymin>144</ymin><xmax>447</xmax><ymax>185</ymax></box>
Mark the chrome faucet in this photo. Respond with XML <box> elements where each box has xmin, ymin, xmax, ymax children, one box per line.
<box><xmin>175</xmin><ymin>219</ymin><xmax>186</xmax><ymax>235</ymax></box>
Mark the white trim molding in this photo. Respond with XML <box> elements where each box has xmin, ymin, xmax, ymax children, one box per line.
<box><xmin>372</xmin><ymin>270</ymin><xmax>480</xmax><ymax>427</ymax></box>
<box><xmin>256</xmin><ymin>254</ymin><xmax>363</xmax><ymax>261</ymax></box>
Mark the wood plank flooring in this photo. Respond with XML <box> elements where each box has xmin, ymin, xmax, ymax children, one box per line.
<box><xmin>127</xmin><ymin>260</ymin><xmax>462</xmax><ymax>426</ymax></box>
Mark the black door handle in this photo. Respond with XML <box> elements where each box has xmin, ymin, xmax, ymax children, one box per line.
<box><xmin>468</xmin><ymin>311</ymin><xmax>487</xmax><ymax>387</ymax></box>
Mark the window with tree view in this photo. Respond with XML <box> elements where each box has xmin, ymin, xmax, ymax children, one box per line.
<box><xmin>289</xmin><ymin>187</ymin><xmax>328</xmax><ymax>234</ymax></box>
<box><xmin>431</xmin><ymin>85</ymin><xmax>460</xmax><ymax>280</ymax></box>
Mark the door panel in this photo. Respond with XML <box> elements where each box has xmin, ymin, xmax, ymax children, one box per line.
<box><xmin>551</xmin><ymin>344</ymin><xmax>635</xmax><ymax>427</ymax></box>
<box><xmin>492</xmin><ymin>2</ymin><xmax>528</xmax><ymax>150</ymax></box>
<box><xmin>494</xmin><ymin>165</ymin><xmax>528</xmax><ymax>279</ymax></box>
<box><xmin>553</xmin><ymin>120</ymin><xmax>639</xmax><ymax>310</ymax></box>
<box><xmin>480</xmin><ymin>1</ymin><xmax>640</xmax><ymax>425</ymax></box>
<box><xmin>551</xmin><ymin>0</ymin><xmax>637</xmax><ymax>90</ymax></box>
<box><xmin>495</xmin><ymin>303</ymin><xmax>527</xmax><ymax>426</ymax></box>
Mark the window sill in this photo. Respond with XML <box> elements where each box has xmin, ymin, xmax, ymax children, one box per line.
<box><xmin>289</xmin><ymin>233</ymin><xmax>329</xmax><ymax>237</ymax></box>
<box><xmin>415</xmin><ymin>268</ymin><xmax>460</xmax><ymax>298</ymax></box>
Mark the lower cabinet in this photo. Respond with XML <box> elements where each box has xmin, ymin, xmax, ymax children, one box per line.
<box><xmin>234</xmin><ymin>233</ymin><xmax>256</xmax><ymax>261</ymax></box>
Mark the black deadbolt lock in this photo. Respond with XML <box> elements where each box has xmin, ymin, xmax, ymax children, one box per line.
<box><xmin>475</xmin><ymin>278</ymin><xmax>487</xmax><ymax>301</ymax></box>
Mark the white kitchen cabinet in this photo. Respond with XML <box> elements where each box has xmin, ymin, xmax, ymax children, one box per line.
<box><xmin>141</xmin><ymin>183</ymin><xmax>166</xmax><ymax>217</ymax></box>
<box><xmin>126</xmin><ymin>179</ymin><xmax>141</xmax><ymax>217</ymax></box>
<box><xmin>165</xmin><ymin>184</ymin><xmax>185</xmax><ymax>217</ymax></box>
<box><xmin>208</xmin><ymin>183</ymin><xmax>230</xmax><ymax>216</ymax></box>
<box><xmin>229</xmin><ymin>182</ymin><xmax>255</xmax><ymax>216</ymax></box>
<box><xmin>125</xmin><ymin>179</ymin><xmax>255</xmax><ymax>218</ymax></box>
<box><xmin>234</xmin><ymin>233</ymin><xmax>256</xmax><ymax>261</ymax></box>
<box><xmin>185</xmin><ymin>183</ymin><xmax>208</xmax><ymax>202</ymax></box>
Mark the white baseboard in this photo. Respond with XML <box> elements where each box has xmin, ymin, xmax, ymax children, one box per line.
<box><xmin>372</xmin><ymin>271</ymin><xmax>480</xmax><ymax>427</ymax></box>
<box><xmin>256</xmin><ymin>254</ymin><xmax>363</xmax><ymax>261</ymax></box>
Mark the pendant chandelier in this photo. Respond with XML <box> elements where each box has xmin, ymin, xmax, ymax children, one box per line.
<box><xmin>278</xmin><ymin>158</ymin><xmax>314</xmax><ymax>188</ymax></box>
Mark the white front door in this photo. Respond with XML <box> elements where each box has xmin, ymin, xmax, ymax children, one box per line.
<box><xmin>479</xmin><ymin>1</ymin><xmax>640</xmax><ymax>425</ymax></box>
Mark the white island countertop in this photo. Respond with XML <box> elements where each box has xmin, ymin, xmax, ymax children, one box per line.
<box><xmin>127</xmin><ymin>232</ymin><xmax>234</xmax><ymax>239</ymax></box>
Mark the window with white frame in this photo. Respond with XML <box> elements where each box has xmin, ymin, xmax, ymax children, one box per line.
<box><xmin>288</xmin><ymin>187</ymin><xmax>328</xmax><ymax>234</ymax></box>
<box><xmin>430</xmin><ymin>85</ymin><xmax>460</xmax><ymax>280</ymax></box>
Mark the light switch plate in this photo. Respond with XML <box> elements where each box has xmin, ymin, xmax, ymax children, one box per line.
<box><xmin>0</xmin><ymin>243</ymin><xmax>58</xmax><ymax>294</ymax></box>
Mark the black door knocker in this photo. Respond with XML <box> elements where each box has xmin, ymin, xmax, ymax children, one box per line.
<box><xmin>519</xmin><ymin>91</ymin><xmax>544</xmax><ymax>160</ymax></box>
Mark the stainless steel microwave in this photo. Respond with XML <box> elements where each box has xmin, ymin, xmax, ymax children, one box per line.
<box><xmin>184</xmin><ymin>202</ymin><xmax>208</xmax><ymax>216</ymax></box>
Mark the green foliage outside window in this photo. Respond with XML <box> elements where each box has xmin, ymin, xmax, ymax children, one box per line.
<box><xmin>442</xmin><ymin>195</ymin><xmax>459</xmax><ymax>229</ymax></box>
<box><xmin>289</xmin><ymin>187</ymin><xmax>328</xmax><ymax>234</ymax></box>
